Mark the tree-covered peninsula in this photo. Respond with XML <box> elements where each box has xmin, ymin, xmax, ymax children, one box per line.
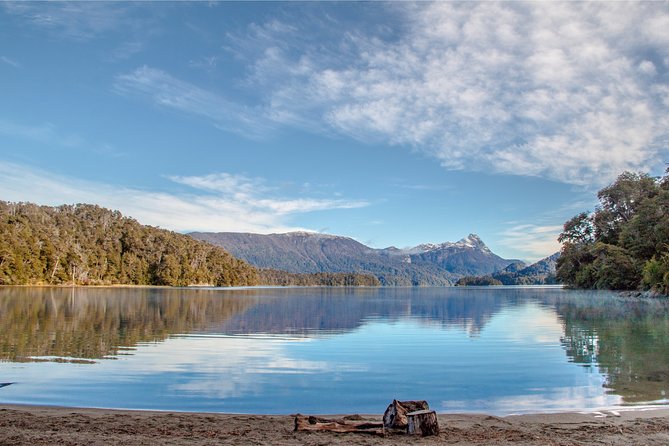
<box><xmin>0</xmin><ymin>201</ymin><xmax>382</xmax><ymax>288</ymax></box>
<box><xmin>557</xmin><ymin>168</ymin><xmax>669</xmax><ymax>295</ymax></box>
<box><xmin>0</xmin><ymin>201</ymin><xmax>259</xmax><ymax>286</ymax></box>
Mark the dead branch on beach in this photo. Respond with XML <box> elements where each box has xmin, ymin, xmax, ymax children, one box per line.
<box><xmin>294</xmin><ymin>414</ymin><xmax>385</xmax><ymax>436</ymax></box>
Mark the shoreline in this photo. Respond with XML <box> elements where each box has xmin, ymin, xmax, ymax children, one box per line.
<box><xmin>2</xmin><ymin>404</ymin><xmax>668</xmax><ymax>445</ymax></box>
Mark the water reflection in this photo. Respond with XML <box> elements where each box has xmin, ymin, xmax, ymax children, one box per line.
<box><xmin>216</xmin><ymin>287</ymin><xmax>517</xmax><ymax>336</ymax></box>
<box><xmin>555</xmin><ymin>294</ymin><xmax>669</xmax><ymax>404</ymax></box>
<box><xmin>0</xmin><ymin>287</ymin><xmax>257</xmax><ymax>362</ymax></box>
<box><xmin>0</xmin><ymin>286</ymin><xmax>667</xmax><ymax>412</ymax></box>
<box><xmin>0</xmin><ymin>287</ymin><xmax>526</xmax><ymax>362</ymax></box>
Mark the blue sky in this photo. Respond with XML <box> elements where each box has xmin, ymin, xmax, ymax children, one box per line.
<box><xmin>1</xmin><ymin>2</ymin><xmax>668</xmax><ymax>262</ymax></box>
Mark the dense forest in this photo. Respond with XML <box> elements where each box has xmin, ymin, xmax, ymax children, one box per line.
<box><xmin>557</xmin><ymin>168</ymin><xmax>669</xmax><ymax>294</ymax></box>
<box><xmin>0</xmin><ymin>201</ymin><xmax>382</xmax><ymax>288</ymax></box>
<box><xmin>0</xmin><ymin>201</ymin><xmax>259</xmax><ymax>286</ymax></box>
<box><xmin>454</xmin><ymin>275</ymin><xmax>502</xmax><ymax>286</ymax></box>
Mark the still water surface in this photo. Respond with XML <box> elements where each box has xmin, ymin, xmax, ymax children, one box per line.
<box><xmin>0</xmin><ymin>286</ymin><xmax>668</xmax><ymax>414</ymax></box>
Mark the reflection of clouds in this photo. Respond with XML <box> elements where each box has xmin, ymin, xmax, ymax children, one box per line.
<box><xmin>441</xmin><ymin>379</ymin><xmax>622</xmax><ymax>415</ymax></box>
<box><xmin>491</xmin><ymin>303</ymin><xmax>563</xmax><ymax>344</ymax></box>
<box><xmin>115</xmin><ymin>335</ymin><xmax>334</xmax><ymax>399</ymax></box>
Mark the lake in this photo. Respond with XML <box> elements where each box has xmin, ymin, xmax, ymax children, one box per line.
<box><xmin>1</xmin><ymin>286</ymin><xmax>668</xmax><ymax>415</ymax></box>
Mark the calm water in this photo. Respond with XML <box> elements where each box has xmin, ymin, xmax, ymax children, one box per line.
<box><xmin>1</xmin><ymin>286</ymin><xmax>668</xmax><ymax>415</ymax></box>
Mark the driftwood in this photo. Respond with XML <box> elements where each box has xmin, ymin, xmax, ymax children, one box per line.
<box><xmin>407</xmin><ymin>409</ymin><xmax>440</xmax><ymax>436</ymax></box>
<box><xmin>294</xmin><ymin>414</ymin><xmax>385</xmax><ymax>436</ymax></box>
<box><xmin>382</xmin><ymin>400</ymin><xmax>430</xmax><ymax>430</ymax></box>
<box><xmin>294</xmin><ymin>399</ymin><xmax>438</xmax><ymax>437</ymax></box>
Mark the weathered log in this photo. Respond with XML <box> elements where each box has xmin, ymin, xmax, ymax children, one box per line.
<box><xmin>294</xmin><ymin>414</ymin><xmax>385</xmax><ymax>436</ymax></box>
<box><xmin>407</xmin><ymin>409</ymin><xmax>439</xmax><ymax>436</ymax></box>
<box><xmin>382</xmin><ymin>399</ymin><xmax>430</xmax><ymax>430</ymax></box>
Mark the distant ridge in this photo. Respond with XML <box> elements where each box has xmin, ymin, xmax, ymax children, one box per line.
<box><xmin>190</xmin><ymin>231</ymin><xmax>521</xmax><ymax>285</ymax></box>
<box><xmin>456</xmin><ymin>252</ymin><xmax>560</xmax><ymax>286</ymax></box>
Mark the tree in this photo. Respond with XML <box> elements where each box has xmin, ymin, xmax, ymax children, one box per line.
<box><xmin>558</xmin><ymin>212</ymin><xmax>594</xmax><ymax>245</ymax></box>
<box><xmin>593</xmin><ymin>172</ymin><xmax>658</xmax><ymax>244</ymax></box>
<box><xmin>557</xmin><ymin>167</ymin><xmax>669</xmax><ymax>293</ymax></box>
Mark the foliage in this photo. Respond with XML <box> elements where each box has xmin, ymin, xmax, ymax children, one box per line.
<box><xmin>0</xmin><ymin>201</ymin><xmax>259</xmax><ymax>286</ymax></box>
<box><xmin>558</xmin><ymin>212</ymin><xmax>594</xmax><ymax>245</ymax></box>
<box><xmin>455</xmin><ymin>275</ymin><xmax>502</xmax><ymax>286</ymax></box>
<box><xmin>557</xmin><ymin>168</ymin><xmax>669</xmax><ymax>293</ymax></box>
<box><xmin>642</xmin><ymin>250</ymin><xmax>669</xmax><ymax>295</ymax></box>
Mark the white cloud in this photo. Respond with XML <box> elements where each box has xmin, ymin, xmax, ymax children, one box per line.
<box><xmin>0</xmin><ymin>162</ymin><xmax>368</xmax><ymax>234</ymax></box>
<box><xmin>0</xmin><ymin>119</ymin><xmax>83</xmax><ymax>147</ymax></box>
<box><xmin>231</xmin><ymin>2</ymin><xmax>669</xmax><ymax>186</ymax></box>
<box><xmin>498</xmin><ymin>224</ymin><xmax>563</xmax><ymax>262</ymax></box>
<box><xmin>0</xmin><ymin>118</ymin><xmax>124</xmax><ymax>157</ymax></box>
<box><xmin>169</xmin><ymin>172</ymin><xmax>369</xmax><ymax>216</ymax></box>
<box><xmin>1</xmin><ymin>56</ymin><xmax>21</xmax><ymax>68</ymax></box>
<box><xmin>108</xmin><ymin>41</ymin><xmax>145</xmax><ymax>61</ymax></box>
<box><xmin>2</xmin><ymin>1</ymin><xmax>136</xmax><ymax>40</ymax></box>
<box><xmin>114</xmin><ymin>66</ymin><xmax>274</xmax><ymax>138</ymax></box>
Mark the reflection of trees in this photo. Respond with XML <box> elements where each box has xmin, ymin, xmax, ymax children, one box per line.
<box><xmin>0</xmin><ymin>287</ymin><xmax>257</xmax><ymax>362</ymax></box>
<box><xmin>555</xmin><ymin>294</ymin><xmax>669</xmax><ymax>404</ymax></box>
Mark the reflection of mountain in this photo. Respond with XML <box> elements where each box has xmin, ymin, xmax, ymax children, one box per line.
<box><xmin>216</xmin><ymin>287</ymin><xmax>525</xmax><ymax>336</ymax></box>
<box><xmin>0</xmin><ymin>287</ymin><xmax>257</xmax><ymax>362</ymax></box>
<box><xmin>554</xmin><ymin>294</ymin><xmax>669</xmax><ymax>404</ymax></box>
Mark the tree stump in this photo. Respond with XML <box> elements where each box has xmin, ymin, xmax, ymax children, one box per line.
<box><xmin>382</xmin><ymin>400</ymin><xmax>430</xmax><ymax>430</ymax></box>
<box><xmin>407</xmin><ymin>409</ymin><xmax>439</xmax><ymax>436</ymax></box>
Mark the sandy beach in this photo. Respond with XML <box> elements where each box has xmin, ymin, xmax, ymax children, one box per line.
<box><xmin>1</xmin><ymin>404</ymin><xmax>668</xmax><ymax>445</ymax></box>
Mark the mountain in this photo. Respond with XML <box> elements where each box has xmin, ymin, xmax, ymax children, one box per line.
<box><xmin>456</xmin><ymin>252</ymin><xmax>560</xmax><ymax>286</ymax></box>
<box><xmin>392</xmin><ymin>234</ymin><xmax>522</xmax><ymax>276</ymax></box>
<box><xmin>189</xmin><ymin>231</ymin><xmax>521</xmax><ymax>285</ymax></box>
<box><xmin>516</xmin><ymin>252</ymin><xmax>560</xmax><ymax>278</ymax></box>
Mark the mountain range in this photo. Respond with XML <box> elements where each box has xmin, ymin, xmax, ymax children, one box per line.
<box><xmin>456</xmin><ymin>252</ymin><xmax>560</xmax><ymax>286</ymax></box>
<box><xmin>189</xmin><ymin>231</ymin><xmax>524</xmax><ymax>286</ymax></box>
<box><xmin>497</xmin><ymin>251</ymin><xmax>560</xmax><ymax>284</ymax></box>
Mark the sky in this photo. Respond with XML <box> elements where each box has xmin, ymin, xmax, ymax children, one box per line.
<box><xmin>1</xmin><ymin>2</ymin><xmax>668</xmax><ymax>262</ymax></box>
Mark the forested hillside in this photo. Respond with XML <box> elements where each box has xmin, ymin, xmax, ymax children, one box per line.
<box><xmin>258</xmin><ymin>269</ymin><xmax>380</xmax><ymax>287</ymax></box>
<box><xmin>0</xmin><ymin>201</ymin><xmax>259</xmax><ymax>286</ymax></box>
<box><xmin>557</xmin><ymin>168</ymin><xmax>669</xmax><ymax>294</ymax></box>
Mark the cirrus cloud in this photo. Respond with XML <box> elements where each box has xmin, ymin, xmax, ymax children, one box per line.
<box><xmin>0</xmin><ymin>162</ymin><xmax>368</xmax><ymax>234</ymax></box>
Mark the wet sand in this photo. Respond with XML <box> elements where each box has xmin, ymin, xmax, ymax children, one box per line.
<box><xmin>1</xmin><ymin>404</ymin><xmax>668</xmax><ymax>445</ymax></box>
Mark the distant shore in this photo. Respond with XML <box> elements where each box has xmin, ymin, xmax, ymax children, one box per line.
<box><xmin>1</xmin><ymin>404</ymin><xmax>668</xmax><ymax>445</ymax></box>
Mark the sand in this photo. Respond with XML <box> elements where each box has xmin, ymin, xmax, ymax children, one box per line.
<box><xmin>1</xmin><ymin>404</ymin><xmax>668</xmax><ymax>445</ymax></box>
